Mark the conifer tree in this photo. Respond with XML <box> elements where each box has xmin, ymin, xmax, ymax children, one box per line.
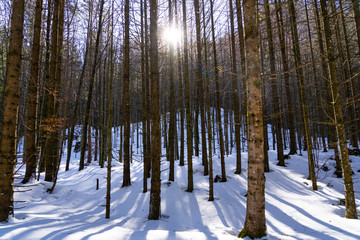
<box><xmin>148</xmin><ymin>0</ymin><xmax>161</xmax><ymax>220</ymax></box>
<box><xmin>0</xmin><ymin>0</ymin><xmax>25</xmax><ymax>222</ymax></box>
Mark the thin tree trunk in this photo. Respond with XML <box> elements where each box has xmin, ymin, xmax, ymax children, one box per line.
<box><xmin>338</xmin><ymin>0</ymin><xmax>359</xmax><ymax>149</ymax></box>
<box><xmin>145</xmin><ymin>0</ymin><xmax>151</xmax><ymax>178</ymax></box>
<box><xmin>274</xmin><ymin>0</ymin><xmax>297</xmax><ymax>155</ymax></box>
<box><xmin>175</xmin><ymin>0</ymin><xmax>184</xmax><ymax>167</ymax></box>
<box><xmin>79</xmin><ymin>0</ymin><xmax>105</xmax><ymax>171</ymax></box>
<box><xmin>168</xmin><ymin>0</ymin><xmax>176</xmax><ymax>181</ymax></box>
<box><xmin>182</xmin><ymin>0</ymin><xmax>194</xmax><ymax>192</ymax></box>
<box><xmin>235</xmin><ymin>0</ymin><xmax>248</xmax><ymax>141</ymax></box>
<box><xmin>141</xmin><ymin>0</ymin><xmax>148</xmax><ymax>193</ymax></box>
<box><xmin>210</xmin><ymin>0</ymin><xmax>226</xmax><ymax>182</ymax></box>
<box><xmin>313</xmin><ymin>0</ymin><xmax>341</xmax><ymax>175</ymax></box>
<box><xmin>288</xmin><ymin>0</ymin><xmax>317</xmax><ymax>190</ymax></box>
<box><xmin>106</xmin><ymin>0</ymin><xmax>114</xmax><ymax>218</ymax></box>
<box><xmin>229</xmin><ymin>0</ymin><xmax>242</xmax><ymax>174</ymax></box>
<box><xmin>264</xmin><ymin>0</ymin><xmax>284</xmax><ymax>166</ymax></box>
<box><xmin>148</xmin><ymin>0</ymin><xmax>161</xmax><ymax>220</ymax></box>
<box><xmin>194</xmin><ymin>0</ymin><xmax>208</xmax><ymax>176</ymax></box>
<box><xmin>65</xmin><ymin>29</ymin><xmax>90</xmax><ymax>170</ymax></box>
<box><xmin>121</xmin><ymin>0</ymin><xmax>131</xmax><ymax>187</ymax></box>
<box><xmin>304</xmin><ymin>0</ymin><xmax>327</xmax><ymax>152</ymax></box>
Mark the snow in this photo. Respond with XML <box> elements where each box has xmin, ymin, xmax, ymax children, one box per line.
<box><xmin>1</xmin><ymin>126</ymin><xmax>360</xmax><ymax>240</ymax></box>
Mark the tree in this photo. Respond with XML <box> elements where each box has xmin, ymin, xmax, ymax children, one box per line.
<box><xmin>288</xmin><ymin>0</ymin><xmax>317</xmax><ymax>190</ymax></box>
<box><xmin>148</xmin><ymin>0</ymin><xmax>161</xmax><ymax>220</ymax></box>
<box><xmin>0</xmin><ymin>0</ymin><xmax>25</xmax><ymax>222</ymax></box>
<box><xmin>264</xmin><ymin>0</ymin><xmax>284</xmax><ymax>166</ymax></box>
<box><xmin>79</xmin><ymin>0</ymin><xmax>105</xmax><ymax>171</ymax></box>
<box><xmin>141</xmin><ymin>0</ymin><xmax>148</xmax><ymax>193</ymax></box>
<box><xmin>182</xmin><ymin>0</ymin><xmax>194</xmax><ymax>193</ymax></box>
<box><xmin>106</xmin><ymin>0</ymin><xmax>115</xmax><ymax>219</ymax></box>
<box><xmin>175</xmin><ymin>0</ymin><xmax>185</xmax><ymax>167</ymax></box>
<box><xmin>168</xmin><ymin>0</ymin><xmax>176</xmax><ymax>182</ymax></box>
<box><xmin>238</xmin><ymin>0</ymin><xmax>266</xmax><ymax>237</ymax></box>
<box><xmin>210</xmin><ymin>0</ymin><xmax>226</xmax><ymax>183</ymax></box>
<box><xmin>22</xmin><ymin>0</ymin><xmax>43</xmax><ymax>183</ymax></box>
<box><xmin>229</xmin><ymin>0</ymin><xmax>242</xmax><ymax>175</ymax></box>
<box><xmin>194</xmin><ymin>0</ymin><xmax>208</xmax><ymax>176</ymax></box>
<box><xmin>274</xmin><ymin>0</ymin><xmax>297</xmax><ymax>155</ymax></box>
<box><xmin>42</xmin><ymin>0</ymin><xmax>64</xmax><ymax>182</ymax></box>
<box><xmin>319</xmin><ymin>0</ymin><xmax>358</xmax><ymax>219</ymax></box>
<box><xmin>351</xmin><ymin>0</ymin><xmax>360</xmax><ymax>56</ymax></box>
<box><xmin>46</xmin><ymin>0</ymin><xmax>65</xmax><ymax>192</ymax></box>
<box><xmin>202</xmin><ymin>0</ymin><xmax>213</xmax><ymax>201</ymax></box>
<box><xmin>122</xmin><ymin>0</ymin><xmax>131</xmax><ymax>187</ymax></box>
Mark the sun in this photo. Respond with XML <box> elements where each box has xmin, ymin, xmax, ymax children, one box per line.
<box><xmin>162</xmin><ymin>26</ymin><xmax>182</xmax><ymax>45</ymax></box>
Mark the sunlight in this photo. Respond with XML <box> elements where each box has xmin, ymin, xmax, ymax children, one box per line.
<box><xmin>162</xmin><ymin>26</ymin><xmax>182</xmax><ymax>45</ymax></box>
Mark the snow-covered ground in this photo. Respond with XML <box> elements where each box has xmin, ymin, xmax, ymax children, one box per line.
<box><xmin>1</xmin><ymin>130</ymin><xmax>360</xmax><ymax>240</ymax></box>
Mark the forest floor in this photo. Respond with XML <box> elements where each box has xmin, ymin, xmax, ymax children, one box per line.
<box><xmin>1</xmin><ymin>132</ymin><xmax>360</xmax><ymax>239</ymax></box>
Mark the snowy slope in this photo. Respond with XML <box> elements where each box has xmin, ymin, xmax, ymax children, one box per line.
<box><xmin>0</xmin><ymin>132</ymin><xmax>359</xmax><ymax>240</ymax></box>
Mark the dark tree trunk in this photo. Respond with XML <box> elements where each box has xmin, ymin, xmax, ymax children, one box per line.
<box><xmin>22</xmin><ymin>0</ymin><xmax>43</xmax><ymax>183</ymax></box>
<box><xmin>148</xmin><ymin>0</ymin><xmax>161</xmax><ymax>220</ymax></box>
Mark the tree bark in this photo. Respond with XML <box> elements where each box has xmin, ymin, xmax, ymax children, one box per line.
<box><xmin>121</xmin><ymin>0</ymin><xmax>131</xmax><ymax>187</ymax></box>
<box><xmin>182</xmin><ymin>0</ymin><xmax>194</xmax><ymax>192</ymax></box>
<box><xmin>148</xmin><ymin>0</ymin><xmax>161</xmax><ymax>220</ymax></box>
<box><xmin>229</xmin><ymin>0</ymin><xmax>242</xmax><ymax>175</ymax></box>
<box><xmin>22</xmin><ymin>0</ymin><xmax>43</xmax><ymax>183</ymax></box>
<box><xmin>168</xmin><ymin>0</ymin><xmax>176</xmax><ymax>181</ymax></box>
<box><xmin>0</xmin><ymin>0</ymin><xmax>25</xmax><ymax>222</ymax></box>
<box><xmin>106</xmin><ymin>0</ymin><xmax>114</xmax><ymax>218</ymax></box>
<box><xmin>238</xmin><ymin>0</ymin><xmax>266</xmax><ymax>237</ymax></box>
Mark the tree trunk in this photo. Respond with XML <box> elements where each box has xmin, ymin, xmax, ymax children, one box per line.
<box><xmin>106</xmin><ymin>0</ymin><xmax>114</xmax><ymax>218</ymax></box>
<box><xmin>0</xmin><ymin>0</ymin><xmax>25</xmax><ymax>222</ymax></box>
<box><xmin>22</xmin><ymin>0</ymin><xmax>43</xmax><ymax>183</ymax></box>
<box><xmin>182</xmin><ymin>0</ymin><xmax>194</xmax><ymax>192</ymax></box>
<box><xmin>79</xmin><ymin>0</ymin><xmax>105</xmax><ymax>171</ymax></box>
<box><xmin>338</xmin><ymin>0</ymin><xmax>359</xmax><ymax>149</ymax></box>
<box><xmin>194</xmin><ymin>0</ymin><xmax>208</xmax><ymax>176</ymax></box>
<box><xmin>229</xmin><ymin>0</ymin><xmax>242</xmax><ymax>175</ymax></box>
<box><xmin>351</xmin><ymin>0</ymin><xmax>360</xmax><ymax>56</ymax></box>
<box><xmin>288</xmin><ymin>0</ymin><xmax>317</xmax><ymax>190</ymax></box>
<box><xmin>148</xmin><ymin>0</ymin><xmax>161</xmax><ymax>220</ymax></box>
<box><xmin>235</xmin><ymin>0</ymin><xmax>248</xmax><ymax>141</ymax></box>
<box><xmin>210</xmin><ymin>0</ymin><xmax>226</xmax><ymax>182</ymax></box>
<box><xmin>238</xmin><ymin>0</ymin><xmax>266</xmax><ymax>237</ymax></box>
<box><xmin>304</xmin><ymin>0</ymin><xmax>327</xmax><ymax>152</ymax></box>
<box><xmin>168</xmin><ymin>0</ymin><xmax>176</xmax><ymax>181</ymax></box>
<box><xmin>264</xmin><ymin>0</ymin><xmax>284</xmax><ymax>166</ymax></box>
<box><xmin>274</xmin><ymin>0</ymin><xmax>297</xmax><ymax>155</ymax></box>
<box><xmin>175</xmin><ymin>0</ymin><xmax>184</xmax><ymax>167</ymax></box>
<box><xmin>121</xmin><ymin>0</ymin><xmax>131</xmax><ymax>187</ymax></box>
<box><xmin>141</xmin><ymin>0</ymin><xmax>148</xmax><ymax>193</ymax></box>
<box><xmin>43</xmin><ymin>0</ymin><xmax>64</xmax><ymax>182</ymax></box>
<box><xmin>319</xmin><ymin>0</ymin><xmax>358</xmax><ymax>219</ymax></box>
